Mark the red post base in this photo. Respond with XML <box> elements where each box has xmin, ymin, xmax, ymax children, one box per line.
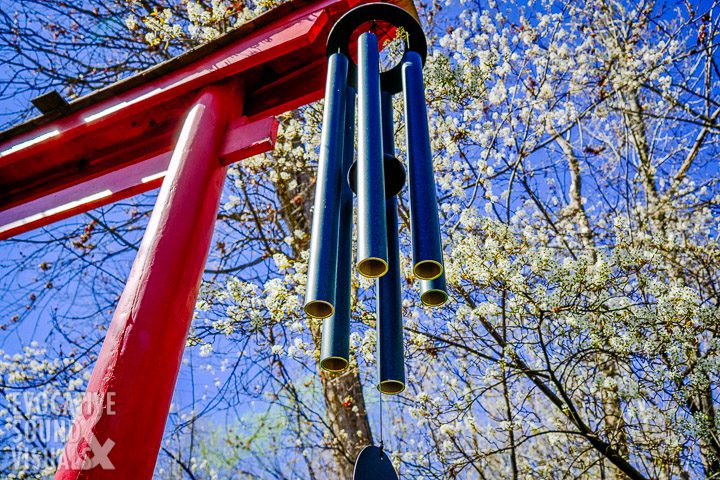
<box><xmin>55</xmin><ymin>84</ymin><xmax>234</xmax><ymax>479</ymax></box>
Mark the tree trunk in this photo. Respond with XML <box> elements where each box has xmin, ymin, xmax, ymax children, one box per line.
<box><xmin>554</xmin><ymin>130</ymin><xmax>629</xmax><ymax>478</ymax></box>
<box><xmin>621</xmin><ymin>92</ymin><xmax>720</xmax><ymax>479</ymax></box>
<box><xmin>686</xmin><ymin>349</ymin><xmax>720</xmax><ymax>478</ymax></box>
<box><xmin>318</xmin><ymin>355</ymin><xmax>374</xmax><ymax>478</ymax></box>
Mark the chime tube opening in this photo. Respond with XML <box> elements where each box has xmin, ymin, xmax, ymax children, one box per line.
<box><xmin>414</xmin><ymin>260</ymin><xmax>443</xmax><ymax>280</ymax></box>
<box><xmin>358</xmin><ymin>257</ymin><xmax>389</xmax><ymax>278</ymax></box>
<box><xmin>378</xmin><ymin>379</ymin><xmax>406</xmax><ymax>395</ymax></box>
<box><xmin>402</xmin><ymin>49</ymin><xmax>445</xmax><ymax>281</ymax></box>
<box><xmin>306</xmin><ymin>301</ymin><xmax>334</xmax><ymax>319</ymax></box>
<box><xmin>420</xmin><ymin>274</ymin><xmax>448</xmax><ymax>307</ymax></box>
<box><xmin>304</xmin><ymin>52</ymin><xmax>349</xmax><ymax>319</ymax></box>
<box><xmin>320</xmin><ymin>86</ymin><xmax>356</xmax><ymax>373</ymax></box>
<box><xmin>356</xmin><ymin>31</ymin><xmax>389</xmax><ymax>279</ymax></box>
<box><xmin>320</xmin><ymin>356</ymin><xmax>350</xmax><ymax>372</ymax></box>
<box><xmin>421</xmin><ymin>288</ymin><xmax>448</xmax><ymax>307</ymax></box>
<box><xmin>376</xmin><ymin>188</ymin><xmax>405</xmax><ymax>395</ymax></box>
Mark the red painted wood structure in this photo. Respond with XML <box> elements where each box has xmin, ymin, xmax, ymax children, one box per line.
<box><xmin>0</xmin><ymin>0</ymin><xmax>416</xmax><ymax>477</ymax></box>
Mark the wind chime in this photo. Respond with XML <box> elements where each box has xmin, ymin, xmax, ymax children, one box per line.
<box><xmin>304</xmin><ymin>3</ymin><xmax>446</xmax><ymax>478</ymax></box>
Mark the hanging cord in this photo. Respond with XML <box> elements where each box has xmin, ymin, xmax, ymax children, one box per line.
<box><xmin>379</xmin><ymin>388</ymin><xmax>384</xmax><ymax>450</ymax></box>
<box><xmin>371</xmin><ymin>12</ymin><xmax>385</xmax><ymax>460</ymax></box>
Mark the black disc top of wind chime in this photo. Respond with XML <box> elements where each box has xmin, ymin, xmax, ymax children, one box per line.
<box><xmin>354</xmin><ymin>445</ymin><xmax>399</xmax><ymax>480</ymax></box>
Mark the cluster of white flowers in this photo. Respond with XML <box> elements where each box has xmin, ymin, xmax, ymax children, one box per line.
<box><xmin>126</xmin><ymin>0</ymin><xmax>289</xmax><ymax>48</ymax></box>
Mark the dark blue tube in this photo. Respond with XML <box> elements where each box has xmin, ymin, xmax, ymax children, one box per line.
<box><xmin>402</xmin><ymin>50</ymin><xmax>444</xmax><ymax>281</ymax></box>
<box><xmin>320</xmin><ymin>86</ymin><xmax>356</xmax><ymax>372</ymax></box>
<box><xmin>356</xmin><ymin>32</ymin><xmax>388</xmax><ymax>278</ymax></box>
<box><xmin>377</xmin><ymin>92</ymin><xmax>405</xmax><ymax>394</ymax></box>
<box><xmin>420</xmin><ymin>273</ymin><xmax>448</xmax><ymax>307</ymax></box>
<box><xmin>304</xmin><ymin>52</ymin><xmax>349</xmax><ymax>319</ymax></box>
<box><xmin>381</xmin><ymin>90</ymin><xmax>394</xmax><ymax>153</ymax></box>
<box><xmin>377</xmin><ymin>195</ymin><xmax>405</xmax><ymax>394</ymax></box>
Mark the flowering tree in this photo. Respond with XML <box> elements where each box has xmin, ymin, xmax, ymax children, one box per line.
<box><xmin>1</xmin><ymin>0</ymin><xmax>719</xmax><ymax>478</ymax></box>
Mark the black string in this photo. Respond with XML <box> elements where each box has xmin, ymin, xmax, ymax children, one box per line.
<box><xmin>379</xmin><ymin>387</ymin><xmax>384</xmax><ymax>450</ymax></box>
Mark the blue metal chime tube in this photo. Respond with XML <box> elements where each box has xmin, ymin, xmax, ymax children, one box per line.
<box><xmin>377</xmin><ymin>91</ymin><xmax>405</xmax><ymax>395</ymax></box>
<box><xmin>304</xmin><ymin>52</ymin><xmax>349</xmax><ymax>319</ymax></box>
<box><xmin>356</xmin><ymin>31</ymin><xmax>389</xmax><ymax>278</ymax></box>
<box><xmin>380</xmin><ymin>91</ymin><xmax>395</xmax><ymax>165</ymax></box>
<box><xmin>320</xmin><ymin>86</ymin><xmax>356</xmax><ymax>372</ymax></box>
<box><xmin>420</xmin><ymin>274</ymin><xmax>449</xmax><ymax>307</ymax></box>
<box><xmin>377</xmin><ymin>196</ymin><xmax>405</xmax><ymax>394</ymax></box>
<box><xmin>402</xmin><ymin>50</ymin><xmax>444</xmax><ymax>281</ymax></box>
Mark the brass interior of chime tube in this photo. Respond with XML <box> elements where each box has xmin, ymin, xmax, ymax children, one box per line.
<box><xmin>304</xmin><ymin>300</ymin><xmax>335</xmax><ymax>319</ymax></box>
<box><xmin>378</xmin><ymin>379</ymin><xmax>406</xmax><ymax>395</ymax></box>
<box><xmin>413</xmin><ymin>259</ymin><xmax>443</xmax><ymax>280</ymax></box>
<box><xmin>320</xmin><ymin>356</ymin><xmax>349</xmax><ymax>372</ymax></box>
<box><xmin>357</xmin><ymin>257</ymin><xmax>389</xmax><ymax>278</ymax></box>
<box><xmin>421</xmin><ymin>288</ymin><xmax>448</xmax><ymax>307</ymax></box>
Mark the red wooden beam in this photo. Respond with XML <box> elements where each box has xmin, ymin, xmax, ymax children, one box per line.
<box><xmin>0</xmin><ymin>6</ymin><xmax>328</xmax><ymax>210</ymax></box>
<box><xmin>0</xmin><ymin>116</ymin><xmax>277</xmax><ymax>239</ymax></box>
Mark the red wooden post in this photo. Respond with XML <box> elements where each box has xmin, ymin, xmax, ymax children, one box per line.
<box><xmin>55</xmin><ymin>84</ymin><xmax>236</xmax><ymax>479</ymax></box>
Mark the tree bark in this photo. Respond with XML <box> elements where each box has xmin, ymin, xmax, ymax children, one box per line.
<box><xmin>554</xmin><ymin>129</ymin><xmax>630</xmax><ymax>478</ymax></box>
<box><xmin>685</xmin><ymin>349</ymin><xmax>720</xmax><ymax>478</ymax></box>
<box><xmin>621</xmin><ymin>91</ymin><xmax>720</xmax><ymax>480</ymax></box>
<box><xmin>318</xmin><ymin>355</ymin><xmax>374</xmax><ymax>478</ymax></box>
<box><xmin>622</xmin><ymin>93</ymin><xmax>659</xmax><ymax>215</ymax></box>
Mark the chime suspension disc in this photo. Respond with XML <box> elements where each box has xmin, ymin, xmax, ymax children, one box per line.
<box><xmin>347</xmin><ymin>154</ymin><xmax>406</xmax><ymax>198</ymax></box>
<box><xmin>353</xmin><ymin>446</ymin><xmax>399</xmax><ymax>480</ymax></box>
